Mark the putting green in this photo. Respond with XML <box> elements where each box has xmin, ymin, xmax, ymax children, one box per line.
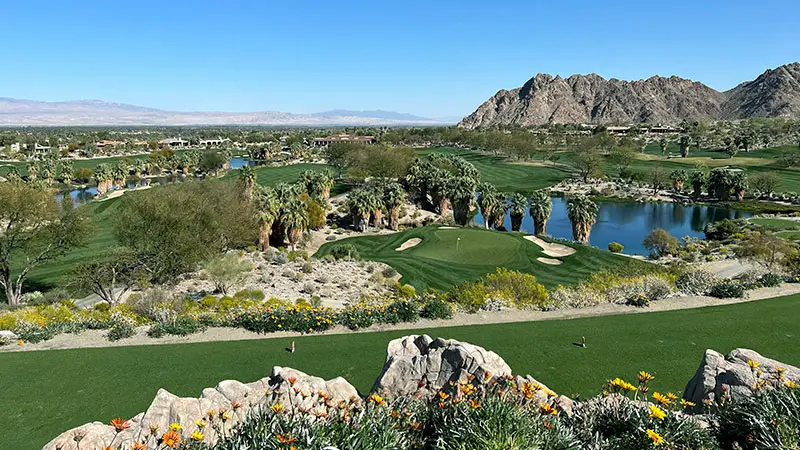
<box><xmin>316</xmin><ymin>226</ymin><xmax>650</xmax><ymax>290</ymax></box>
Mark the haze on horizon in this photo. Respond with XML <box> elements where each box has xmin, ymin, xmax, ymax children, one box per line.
<box><xmin>2</xmin><ymin>0</ymin><xmax>798</xmax><ymax>118</ymax></box>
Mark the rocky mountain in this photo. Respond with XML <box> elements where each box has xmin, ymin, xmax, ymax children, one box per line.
<box><xmin>460</xmin><ymin>62</ymin><xmax>800</xmax><ymax>128</ymax></box>
<box><xmin>0</xmin><ymin>98</ymin><xmax>452</xmax><ymax>126</ymax></box>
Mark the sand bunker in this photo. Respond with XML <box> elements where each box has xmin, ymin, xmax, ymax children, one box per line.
<box><xmin>438</xmin><ymin>226</ymin><xmax>458</xmax><ymax>230</ymax></box>
<box><xmin>537</xmin><ymin>257</ymin><xmax>563</xmax><ymax>265</ymax></box>
<box><xmin>395</xmin><ymin>238</ymin><xmax>422</xmax><ymax>251</ymax></box>
<box><xmin>524</xmin><ymin>235</ymin><xmax>576</xmax><ymax>257</ymax></box>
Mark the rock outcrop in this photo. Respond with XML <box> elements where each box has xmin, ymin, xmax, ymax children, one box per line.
<box><xmin>683</xmin><ymin>348</ymin><xmax>800</xmax><ymax>410</ymax></box>
<box><xmin>459</xmin><ymin>62</ymin><xmax>800</xmax><ymax>128</ymax></box>
<box><xmin>42</xmin><ymin>367</ymin><xmax>359</xmax><ymax>450</ymax></box>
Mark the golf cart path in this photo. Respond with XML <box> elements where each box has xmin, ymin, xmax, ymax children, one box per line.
<box><xmin>5</xmin><ymin>283</ymin><xmax>800</xmax><ymax>353</ymax></box>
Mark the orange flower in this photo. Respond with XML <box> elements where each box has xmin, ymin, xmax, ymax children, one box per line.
<box><xmin>276</xmin><ymin>433</ymin><xmax>296</xmax><ymax>444</ymax></box>
<box><xmin>110</xmin><ymin>418</ymin><xmax>131</xmax><ymax>432</ymax></box>
<box><xmin>231</xmin><ymin>400</ymin><xmax>242</xmax><ymax>410</ymax></box>
<box><xmin>539</xmin><ymin>403</ymin><xmax>558</xmax><ymax>415</ymax></box>
<box><xmin>367</xmin><ymin>393</ymin><xmax>386</xmax><ymax>406</ymax></box>
<box><xmin>287</xmin><ymin>376</ymin><xmax>298</xmax><ymax>385</ymax></box>
<box><xmin>437</xmin><ymin>391</ymin><xmax>450</xmax><ymax>401</ymax></box>
<box><xmin>132</xmin><ymin>442</ymin><xmax>147</xmax><ymax>450</ymax></box>
<box><xmin>468</xmin><ymin>399</ymin><xmax>481</xmax><ymax>409</ymax></box>
<box><xmin>161</xmin><ymin>431</ymin><xmax>181</xmax><ymax>448</ymax></box>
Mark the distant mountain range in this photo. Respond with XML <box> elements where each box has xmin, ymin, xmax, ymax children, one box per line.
<box><xmin>0</xmin><ymin>99</ymin><xmax>456</xmax><ymax>126</ymax></box>
<box><xmin>459</xmin><ymin>62</ymin><xmax>800</xmax><ymax>128</ymax></box>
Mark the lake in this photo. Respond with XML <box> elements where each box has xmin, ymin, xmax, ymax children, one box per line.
<box><xmin>472</xmin><ymin>197</ymin><xmax>752</xmax><ymax>255</ymax></box>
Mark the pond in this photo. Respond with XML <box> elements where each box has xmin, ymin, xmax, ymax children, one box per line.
<box><xmin>228</xmin><ymin>157</ymin><xmax>256</xmax><ymax>169</ymax></box>
<box><xmin>472</xmin><ymin>197</ymin><xmax>753</xmax><ymax>255</ymax></box>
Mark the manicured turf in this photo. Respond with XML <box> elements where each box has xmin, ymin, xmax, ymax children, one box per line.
<box><xmin>419</xmin><ymin>147</ymin><xmax>572</xmax><ymax>192</ymax></box>
<box><xmin>315</xmin><ymin>226</ymin><xmax>642</xmax><ymax>290</ymax></box>
<box><xmin>748</xmin><ymin>217</ymin><xmax>800</xmax><ymax>230</ymax></box>
<box><xmin>3</xmin><ymin>293</ymin><xmax>800</xmax><ymax>450</ymax></box>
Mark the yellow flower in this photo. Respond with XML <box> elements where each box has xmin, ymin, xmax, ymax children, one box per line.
<box><xmin>194</xmin><ymin>419</ymin><xmax>207</xmax><ymax>429</ymax></box>
<box><xmin>652</xmin><ymin>392</ymin><xmax>671</xmax><ymax>406</ymax></box>
<box><xmin>638</xmin><ymin>371</ymin><xmax>655</xmax><ymax>383</ymax></box>
<box><xmin>191</xmin><ymin>430</ymin><xmax>204</xmax><ymax>441</ymax></box>
<box><xmin>648</xmin><ymin>405</ymin><xmax>666</xmax><ymax>421</ymax></box>
<box><xmin>785</xmin><ymin>380</ymin><xmax>800</xmax><ymax>390</ymax></box>
<box><xmin>437</xmin><ymin>391</ymin><xmax>450</xmax><ymax>401</ymax></box>
<box><xmin>747</xmin><ymin>360</ymin><xmax>760</xmax><ymax>369</ymax></box>
<box><xmin>609</xmin><ymin>377</ymin><xmax>637</xmax><ymax>392</ymax></box>
<box><xmin>468</xmin><ymin>399</ymin><xmax>481</xmax><ymax>409</ymax></box>
<box><xmin>646</xmin><ymin>429</ymin><xmax>665</xmax><ymax>446</ymax></box>
<box><xmin>666</xmin><ymin>392</ymin><xmax>678</xmax><ymax>401</ymax></box>
<box><xmin>539</xmin><ymin>403</ymin><xmax>558</xmax><ymax>415</ymax></box>
<box><xmin>168</xmin><ymin>423</ymin><xmax>182</xmax><ymax>432</ymax></box>
<box><xmin>271</xmin><ymin>403</ymin><xmax>285</xmax><ymax>413</ymax></box>
<box><xmin>459</xmin><ymin>383</ymin><xmax>476</xmax><ymax>396</ymax></box>
<box><xmin>222</xmin><ymin>411</ymin><xmax>233</xmax><ymax>421</ymax></box>
<box><xmin>368</xmin><ymin>393</ymin><xmax>386</xmax><ymax>406</ymax></box>
<box><xmin>680</xmin><ymin>399</ymin><xmax>696</xmax><ymax>408</ymax></box>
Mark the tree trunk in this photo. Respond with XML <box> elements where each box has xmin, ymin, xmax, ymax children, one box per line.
<box><xmin>373</xmin><ymin>209</ymin><xmax>384</xmax><ymax>228</ymax></box>
<box><xmin>439</xmin><ymin>198</ymin><xmax>452</xmax><ymax>218</ymax></box>
<box><xmin>510</xmin><ymin>213</ymin><xmax>523</xmax><ymax>232</ymax></box>
<box><xmin>736</xmin><ymin>190</ymin><xmax>745</xmax><ymax>201</ymax></box>
<box><xmin>287</xmin><ymin>227</ymin><xmax>302</xmax><ymax>251</ymax></box>
<box><xmin>388</xmin><ymin>206</ymin><xmax>400</xmax><ymax>230</ymax></box>
<box><xmin>533</xmin><ymin>215</ymin><xmax>547</xmax><ymax>235</ymax></box>
<box><xmin>259</xmin><ymin>220</ymin><xmax>273</xmax><ymax>251</ymax></box>
<box><xmin>361</xmin><ymin>212</ymin><xmax>371</xmax><ymax>232</ymax></box>
<box><xmin>323</xmin><ymin>187</ymin><xmax>331</xmax><ymax>200</ymax></box>
<box><xmin>572</xmin><ymin>221</ymin><xmax>592</xmax><ymax>244</ymax></box>
<box><xmin>674</xmin><ymin>180</ymin><xmax>684</xmax><ymax>192</ymax></box>
<box><xmin>483</xmin><ymin>206</ymin><xmax>493</xmax><ymax>228</ymax></box>
<box><xmin>492</xmin><ymin>212</ymin><xmax>506</xmax><ymax>231</ymax></box>
<box><xmin>271</xmin><ymin>221</ymin><xmax>286</xmax><ymax>247</ymax></box>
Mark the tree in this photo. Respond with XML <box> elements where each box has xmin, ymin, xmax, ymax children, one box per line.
<box><xmin>507</xmin><ymin>193</ymin><xmax>528</xmax><ymax>232</ymax></box>
<box><xmin>73</xmin><ymin>247</ymin><xmax>146</xmax><ymax>306</ymax></box>
<box><xmin>239</xmin><ymin>165</ymin><xmax>257</xmax><ymax>201</ymax></box>
<box><xmin>491</xmin><ymin>198</ymin><xmax>509</xmax><ymax>231</ymax></box>
<box><xmin>572</xmin><ymin>150</ymin><xmax>603</xmax><ymax>182</ymax></box>
<box><xmin>642</xmin><ymin>229</ymin><xmax>680</xmax><ymax>258</ymax></box>
<box><xmin>280</xmin><ymin>197</ymin><xmax>309</xmax><ymax>251</ymax></box>
<box><xmin>256</xmin><ymin>186</ymin><xmax>280</xmax><ymax>250</ymax></box>
<box><xmin>94</xmin><ymin>163</ymin><xmax>112</xmax><ymax>195</ymax></box>
<box><xmin>725</xmin><ymin>141</ymin><xmax>738</xmax><ymax>159</ymax></box>
<box><xmin>734</xmin><ymin>230</ymin><xmax>795</xmax><ymax>271</ymax></box>
<box><xmin>528</xmin><ymin>189</ymin><xmax>552</xmax><ymax>235</ymax></box>
<box><xmin>0</xmin><ymin>183</ymin><xmax>90</xmax><ymax>305</ymax></box>
<box><xmin>199</xmin><ymin>150</ymin><xmax>228</xmax><ymax>175</ymax></box>
<box><xmin>679</xmin><ymin>135</ymin><xmax>691</xmax><ymax>158</ymax></box>
<box><xmin>383</xmin><ymin>182</ymin><xmax>407</xmax><ymax>230</ymax></box>
<box><xmin>690</xmin><ymin>169</ymin><xmax>707</xmax><ymax>198</ymax></box>
<box><xmin>730</xmin><ymin>171</ymin><xmax>748</xmax><ymax>201</ymax></box>
<box><xmin>609</xmin><ymin>146</ymin><xmax>636</xmax><ymax>177</ymax></box>
<box><xmin>750</xmin><ymin>172</ymin><xmax>780</xmax><ymax>197</ymax></box>
<box><xmin>301</xmin><ymin>170</ymin><xmax>334</xmax><ymax>201</ymax></box>
<box><xmin>347</xmin><ymin>187</ymin><xmax>376</xmax><ymax>232</ymax></box>
<box><xmin>650</xmin><ymin>168</ymin><xmax>670</xmax><ymax>194</ymax></box>
<box><xmin>203</xmin><ymin>253</ymin><xmax>252</xmax><ymax>294</ymax></box>
<box><xmin>567</xmin><ymin>194</ymin><xmax>598</xmax><ymax>244</ymax></box>
<box><xmin>450</xmin><ymin>176</ymin><xmax>478</xmax><ymax>226</ymax></box>
<box><xmin>708</xmin><ymin>168</ymin><xmax>733</xmax><ymax>201</ymax></box>
<box><xmin>477</xmin><ymin>183</ymin><xmax>500</xmax><ymax>229</ymax></box>
<box><xmin>670</xmin><ymin>169</ymin><xmax>688</xmax><ymax>192</ymax></box>
<box><xmin>60</xmin><ymin>161</ymin><xmax>74</xmax><ymax>185</ymax></box>
<box><xmin>658</xmin><ymin>138</ymin><xmax>670</xmax><ymax>155</ymax></box>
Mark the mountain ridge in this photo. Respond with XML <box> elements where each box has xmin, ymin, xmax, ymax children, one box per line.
<box><xmin>0</xmin><ymin>98</ymin><xmax>455</xmax><ymax>126</ymax></box>
<box><xmin>459</xmin><ymin>62</ymin><xmax>800</xmax><ymax>128</ymax></box>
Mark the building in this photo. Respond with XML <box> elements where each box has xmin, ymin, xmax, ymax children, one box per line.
<box><xmin>95</xmin><ymin>140</ymin><xmax>125</xmax><ymax>149</ymax></box>
<box><xmin>159</xmin><ymin>138</ymin><xmax>190</xmax><ymax>148</ymax></box>
<box><xmin>313</xmin><ymin>133</ymin><xmax>376</xmax><ymax>146</ymax></box>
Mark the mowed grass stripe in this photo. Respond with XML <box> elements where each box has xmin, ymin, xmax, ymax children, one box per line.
<box><xmin>3</xmin><ymin>294</ymin><xmax>800</xmax><ymax>450</ymax></box>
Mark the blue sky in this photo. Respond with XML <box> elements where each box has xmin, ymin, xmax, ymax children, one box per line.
<box><xmin>2</xmin><ymin>0</ymin><xmax>798</xmax><ymax>118</ymax></box>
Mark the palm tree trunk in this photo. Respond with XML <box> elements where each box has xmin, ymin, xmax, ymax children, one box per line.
<box><xmin>259</xmin><ymin>220</ymin><xmax>273</xmax><ymax>251</ymax></box>
<box><xmin>361</xmin><ymin>212</ymin><xmax>371</xmax><ymax>232</ymax></box>
<box><xmin>510</xmin><ymin>213</ymin><xmax>523</xmax><ymax>232</ymax></box>
<box><xmin>533</xmin><ymin>215</ymin><xmax>547</xmax><ymax>235</ymax></box>
<box><xmin>439</xmin><ymin>198</ymin><xmax>452</xmax><ymax>218</ymax></box>
<box><xmin>492</xmin><ymin>212</ymin><xmax>505</xmax><ymax>231</ymax></box>
<box><xmin>483</xmin><ymin>206</ymin><xmax>493</xmax><ymax>228</ymax></box>
<box><xmin>674</xmin><ymin>180</ymin><xmax>684</xmax><ymax>191</ymax></box>
<box><xmin>288</xmin><ymin>227</ymin><xmax>302</xmax><ymax>251</ymax></box>
<box><xmin>389</xmin><ymin>206</ymin><xmax>400</xmax><ymax>230</ymax></box>
<box><xmin>373</xmin><ymin>210</ymin><xmax>384</xmax><ymax>228</ymax></box>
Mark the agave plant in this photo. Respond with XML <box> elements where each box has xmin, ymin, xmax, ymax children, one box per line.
<box><xmin>528</xmin><ymin>189</ymin><xmax>552</xmax><ymax>235</ymax></box>
<box><xmin>567</xmin><ymin>194</ymin><xmax>598</xmax><ymax>244</ymax></box>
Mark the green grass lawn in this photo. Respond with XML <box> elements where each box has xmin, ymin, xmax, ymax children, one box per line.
<box><xmin>225</xmin><ymin>162</ymin><xmax>349</xmax><ymax>196</ymax></box>
<box><xmin>748</xmin><ymin>217</ymin><xmax>800</xmax><ymax>230</ymax></box>
<box><xmin>3</xmin><ymin>293</ymin><xmax>800</xmax><ymax>450</ymax></box>
<box><xmin>315</xmin><ymin>226</ymin><xmax>643</xmax><ymax>290</ymax></box>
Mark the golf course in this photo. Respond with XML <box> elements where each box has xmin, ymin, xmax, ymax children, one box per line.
<box><xmin>3</xmin><ymin>293</ymin><xmax>800</xmax><ymax>450</ymax></box>
<box><xmin>315</xmin><ymin>226</ymin><xmax>646</xmax><ymax>290</ymax></box>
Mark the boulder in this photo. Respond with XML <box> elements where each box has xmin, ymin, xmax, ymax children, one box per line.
<box><xmin>265</xmin><ymin>366</ymin><xmax>360</xmax><ymax>415</ymax></box>
<box><xmin>0</xmin><ymin>330</ymin><xmax>18</xmax><ymax>344</ymax></box>
<box><xmin>683</xmin><ymin>348</ymin><xmax>800</xmax><ymax>409</ymax></box>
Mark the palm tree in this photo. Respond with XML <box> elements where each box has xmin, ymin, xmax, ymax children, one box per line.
<box><xmin>347</xmin><ymin>188</ymin><xmax>374</xmax><ymax>232</ymax></box>
<box><xmin>477</xmin><ymin>183</ymin><xmax>499</xmax><ymax>229</ymax></box>
<box><xmin>5</xmin><ymin>166</ymin><xmax>21</xmax><ymax>183</ymax></box>
<box><xmin>300</xmin><ymin>170</ymin><xmax>334</xmax><ymax>201</ymax></box>
<box><xmin>112</xmin><ymin>161</ymin><xmax>128</xmax><ymax>188</ymax></box>
<box><xmin>383</xmin><ymin>182</ymin><xmax>407</xmax><ymax>230</ymax></box>
<box><xmin>94</xmin><ymin>163</ymin><xmax>111</xmax><ymax>195</ymax></box>
<box><xmin>280</xmin><ymin>197</ymin><xmax>309</xmax><ymax>251</ymax></box>
<box><xmin>528</xmin><ymin>189</ymin><xmax>552</xmax><ymax>235</ymax></box>
<box><xmin>567</xmin><ymin>194</ymin><xmax>598</xmax><ymax>244</ymax></box>
<box><xmin>658</xmin><ymin>138</ymin><xmax>669</xmax><ymax>155</ymax></box>
<box><xmin>507</xmin><ymin>192</ymin><xmax>528</xmax><ymax>232</ymax></box>
<box><xmin>731</xmin><ymin>171</ymin><xmax>748</xmax><ymax>201</ymax></box>
<box><xmin>239</xmin><ymin>165</ymin><xmax>257</xmax><ymax>201</ymax></box>
<box><xmin>491</xmin><ymin>197</ymin><xmax>509</xmax><ymax>231</ymax></box>
<box><xmin>27</xmin><ymin>163</ymin><xmax>39</xmax><ymax>181</ymax></box>
<box><xmin>690</xmin><ymin>170</ymin><xmax>707</xmax><ymax>198</ymax></box>
<box><xmin>59</xmin><ymin>161</ymin><xmax>74</xmax><ymax>185</ymax></box>
<box><xmin>256</xmin><ymin>186</ymin><xmax>279</xmax><ymax>250</ymax></box>
<box><xmin>430</xmin><ymin>171</ymin><xmax>453</xmax><ymax>218</ymax></box>
<box><xmin>371</xmin><ymin>187</ymin><xmax>386</xmax><ymax>228</ymax></box>
<box><xmin>270</xmin><ymin>183</ymin><xmax>299</xmax><ymax>244</ymax></box>
<box><xmin>450</xmin><ymin>176</ymin><xmax>478</xmax><ymax>226</ymax></box>
<box><xmin>679</xmin><ymin>135</ymin><xmax>691</xmax><ymax>158</ymax></box>
<box><xmin>670</xmin><ymin>169</ymin><xmax>688</xmax><ymax>192</ymax></box>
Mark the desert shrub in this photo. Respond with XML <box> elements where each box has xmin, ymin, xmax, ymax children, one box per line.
<box><xmin>106</xmin><ymin>312</ymin><xmax>136</xmax><ymax>341</ymax></box>
<box><xmin>549</xmin><ymin>286</ymin><xmax>602</xmax><ymax>309</ymax></box>
<box><xmin>382</xmin><ymin>266</ymin><xmax>398</xmax><ymax>278</ymax></box>
<box><xmin>147</xmin><ymin>316</ymin><xmax>206</xmax><ymax>338</ymax></box>
<box><xmin>608</xmin><ymin>242</ymin><xmax>624</xmax><ymax>253</ymax></box>
<box><xmin>705</xmin><ymin>219</ymin><xmax>742</xmax><ymax>241</ymax></box>
<box><xmin>325</xmin><ymin>235</ymin><xmax>337</xmax><ymax>241</ymax></box>
<box><xmin>204</xmin><ymin>254</ymin><xmax>252</xmax><ymax>295</ymax></box>
<box><xmin>627</xmin><ymin>293</ymin><xmax>650</xmax><ymax>307</ymax></box>
<box><xmin>302</xmin><ymin>261</ymin><xmax>313</xmax><ymax>274</ymax></box>
<box><xmin>310</xmin><ymin>296</ymin><xmax>322</xmax><ymax>308</ymax></box>
<box><xmin>394</xmin><ymin>283</ymin><xmax>416</xmax><ymax>298</ymax></box>
<box><xmin>93</xmin><ymin>302</ymin><xmax>111</xmax><ymax>312</ymax></box>
<box><xmin>233</xmin><ymin>289</ymin><xmax>265</xmax><ymax>302</ymax></box>
<box><xmin>446</xmin><ymin>280</ymin><xmax>489</xmax><ymax>312</ymax></box>
<box><xmin>759</xmin><ymin>272</ymin><xmax>784</xmax><ymax>288</ymax></box>
<box><xmin>273</xmin><ymin>252</ymin><xmax>289</xmax><ymax>265</ymax></box>
<box><xmin>709</xmin><ymin>280</ymin><xmax>746</xmax><ymax>299</ymax></box>
<box><xmin>303</xmin><ymin>282</ymin><xmax>317</xmax><ymax>294</ymax></box>
<box><xmin>200</xmin><ymin>295</ymin><xmax>219</xmax><ymax>309</ymax></box>
<box><xmin>420</xmin><ymin>298</ymin><xmax>453</xmax><ymax>320</ymax></box>
<box><xmin>235</xmin><ymin>305</ymin><xmax>336</xmax><ymax>334</ymax></box>
<box><xmin>328</xmin><ymin>243</ymin><xmax>360</xmax><ymax>260</ymax></box>
<box><xmin>13</xmin><ymin>320</ymin><xmax>57</xmax><ymax>343</ymax></box>
<box><xmin>715</xmin><ymin>383</ymin><xmax>800</xmax><ymax>449</ymax></box>
<box><xmin>386</xmin><ymin>299</ymin><xmax>419</xmax><ymax>324</ymax></box>
<box><xmin>676</xmin><ymin>270</ymin><xmax>718</xmax><ymax>296</ymax></box>
<box><xmin>484</xmin><ymin>268</ymin><xmax>551</xmax><ymax>310</ymax></box>
<box><xmin>604</xmin><ymin>276</ymin><xmax>672</xmax><ymax>305</ymax></box>
<box><xmin>643</xmin><ymin>229</ymin><xmax>680</xmax><ymax>258</ymax></box>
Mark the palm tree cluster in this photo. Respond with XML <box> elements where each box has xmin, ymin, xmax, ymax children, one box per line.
<box><xmin>566</xmin><ymin>194</ymin><xmax>599</xmax><ymax>244</ymax></box>
<box><xmin>346</xmin><ymin>181</ymin><xmax>407</xmax><ymax>231</ymax></box>
<box><xmin>406</xmin><ymin>154</ymin><xmax>480</xmax><ymax>225</ymax></box>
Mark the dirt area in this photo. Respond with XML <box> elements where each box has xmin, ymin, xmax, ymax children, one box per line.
<box><xmin>6</xmin><ymin>283</ymin><xmax>800</xmax><ymax>353</ymax></box>
<box><xmin>523</xmin><ymin>235</ymin><xmax>576</xmax><ymax>257</ymax></box>
<box><xmin>396</xmin><ymin>238</ymin><xmax>422</xmax><ymax>251</ymax></box>
<box><xmin>537</xmin><ymin>257</ymin><xmax>563</xmax><ymax>265</ymax></box>
<box><xmin>438</xmin><ymin>226</ymin><xmax>458</xmax><ymax>230</ymax></box>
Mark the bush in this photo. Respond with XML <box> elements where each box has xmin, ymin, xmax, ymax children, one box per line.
<box><xmin>608</xmin><ymin>242</ymin><xmax>624</xmax><ymax>253</ymax></box>
<box><xmin>273</xmin><ymin>252</ymin><xmax>289</xmax><ymax>265</ymax></box>
<box><xmin>382</xmin><ymin>266</ymin><xmax>398</xmax><ymax>278</ymax></box>
<box><xmin>704</xmin><ymin>219</ymin><xmax>741</xmax><ymax>241</ymax></box>
<box><xmin>446</xmin><ymin>280</ymin><xmax>489</xmax><ymax>312</ymax></box>
<box><xmin>643</xmin><ymin>229</ymin><xmax>680</xmax><ymax>258</ymax></box>
<box><xmin>420</xmin><ymin>298</ymin><xmax>453</xmax><ymax>320</ymax></box>
<box><xmin>93</xmin><ymin>302</ymin><xmax>111</xmax><ymax>312</ymax></box>
<box><xmin>484</xmin><ymin>268</ymin><xmax>552</xmax><ymax>310</ymax></box>
<box><xmin>147</xmin><ymin>316</ymin><xmax>207</xmax><ymax>338</ymax></box>
<box><xmin>626</xmin><ymin>293</ymin><xmax>650</xmax><ymax>307</ymax></box>
<box><xmin>759</xmin><ymin>272</ymin><xmax>784</xmax><ymax>288</ymax></box>
<box><xmin>106</xmin><ymin>312</ymin><xmax>136</xmax><ymax>341</ymax></box>
<box><xmin>328</xmin><ymin>243</ymin><xmax>360</xmax><ymax>261</ymax></box>
<box><xmin>200</xmin><ymin>295</ymin><xmax>219</xmax><ymax>309</ymax></box>
<box><xmin>709</xmin><ymin>280</ymin><xmax>746</xmax><ymax>299</ymax></box>
<box><xmin>302</xmin><ymin>261</ymin><xmax>313</xmax><ymax>274</ymax></box>
<box><xmin>676</xmin><ymin>270</ymin><xmax>718</xmax><ymax>296</ymax></box>
<box><xmin>13</xmin><ymin>321</ymin><xmax>57</xmax><ymax>343</ymax></box>
<box><xmin>203</xmin><ymin>254</ymin><xmax>252</xmax><ymax>295</ymax></box>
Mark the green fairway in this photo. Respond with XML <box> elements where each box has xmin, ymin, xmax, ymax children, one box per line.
<box><xmin>419</xmin><ymin>147</ymin><xmax>572</xmax><ymax>192</ymax></box>
<box><xmin>315</xmin><ymin>226</ymin><xmax>642</xmax><ymax>290</ymax></box>
<box><xmin>748</xmin><ymin>217</ymin><xmax>800</xmax><ymax>230</ymax></box>
<box><xmin>3</xmin><ymin>294</ymin><xmax>800</xmax><ymax>450</ymax></box>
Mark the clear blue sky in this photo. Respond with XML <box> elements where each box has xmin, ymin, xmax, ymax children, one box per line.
<box><xmin>2</xmin><ymin>0</ymin><xmax>798</xmax><ymax>118</ymax></box>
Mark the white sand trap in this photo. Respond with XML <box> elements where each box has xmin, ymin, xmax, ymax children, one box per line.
<box><xmin>537</xmin><ymin>257</ymin><xmax>563</xmax><ymax>265</ymax></box>
<box><xmin>438</xmin><ymin>226</ymin><xmax>458</xmax><ymax>229</ymax></box>
<box><xmin>524</xmin><ymin>235</ymin><xmax>576</xmax><ymax>257</ymax></box>
<box><xmin>395</xmin><ymin>238</ymin><xmax>422</xmax><ymax>251</ymax></box>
